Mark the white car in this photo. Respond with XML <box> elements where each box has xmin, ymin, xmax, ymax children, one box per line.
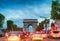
<box><xmin>50</xmin><ymin>31</ymin><xmax>60</xmax><ymax>38</ymax></box>
<box><xmin>32</xmin><ymin>33</ymin><xmax>43</xmax><ymax>41</ymax></box>
<box><xmin>8</xmin><ymin>34</ymin><xmax>20</xmax><ymax>41</ymax></box>
<box><xmin>41</xmin><ymin>33</ymin><xmax>47</xmax><ymax>38</ymax></box>
<box><xmin>5</xmin><ymin>31</ymin><xmax>21</xmax><ymax>41</ymax></box>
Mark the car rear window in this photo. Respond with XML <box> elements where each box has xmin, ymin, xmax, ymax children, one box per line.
<box><xmin>53</xmin><ymin>31</ymin><xmax>59</xmax><ymax>33</ymax></box>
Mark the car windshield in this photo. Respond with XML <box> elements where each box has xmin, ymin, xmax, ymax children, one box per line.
<box><xmin>53</xmin><ymin>31</ymin><xmax>59</xmax><ymax>33</ymax></box>
<box><xmin>8</xmin><ymin>31</ymin><xmax>23</xmax><ymax>35</ymax></box>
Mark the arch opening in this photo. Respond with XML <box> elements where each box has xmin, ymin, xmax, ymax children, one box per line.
<box><xmin>28</xmin><ymin>25</ymin><xmax>33</xmax><ymax>33</ymax></box>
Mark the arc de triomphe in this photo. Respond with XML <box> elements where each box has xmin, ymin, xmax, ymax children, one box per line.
<box><xmin>23</xmin><ymin>19</ymin><xmax>38</xmax><ymax>32</ymax></box>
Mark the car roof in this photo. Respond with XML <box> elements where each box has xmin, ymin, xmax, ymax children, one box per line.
<box><xmin>53</xmin><ymin>31</ymin><xmax>59</xmax><ymax>32</ymax></box>
<box><xmin>8</xmin><ymin>31</ymin><xmax>23</xmax><ymax>34</ymax></box>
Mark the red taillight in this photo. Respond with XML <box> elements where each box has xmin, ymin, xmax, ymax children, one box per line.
<box><xmin>5</xmin><ymin>34</ymin><xmax>9</xmax><ymax>38</ymax></box>
<box><xmin>18</xmin><ymin>34</ymin><xmax>20</xmax><ymax>37</ymax></box>
<box><xmin>59</xmin><ymin>32</ymin><xmax>60</xmax><ymax>34</ymax></box>
<box><xmin>27</xmin><ymin>34</ymin><xmax>28</xmax><ymax>35</ymax></box>
<box><xmin>6</xmin><ymin>34</ymin><xmax>8</xmax><ymax>37</ymax></box>
<box><xmin>50</xmin><ymin>31</ymin><xmax>53</xmax><ymax>35</ymax></box>
<box><xmin>36</xmin><ymin>31</ymin><xmax>39</xmax><ymax>33</ymax></box>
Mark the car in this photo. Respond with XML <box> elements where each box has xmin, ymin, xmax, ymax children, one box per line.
<box><xmin>31</xmin><ymin>33</ymin><xmax>43</xmax><ymax>41</ymax></box>
<box><xmin>21</xmin><ymin>31</ymin><xmax>30</xmax><ymax>38</ymax></box>
<box><xmin>36</xmin><ymin>31</ymin><xmax>47</xmax><ymax>38</ymax></box>
<box><xmin>5</xmin><ymin>31</ymin><xmax>22</xmax><ymax>41</ymax></box>
<box><xmin>20</xmin><ymin>32</ymin><xmax>27</xmax><ymax>39</ymax></box>
<box><xmin>50</xmin><ymin>30</ymin><xmax>60</xmax><ymax>38</ymax></box>
<box><xmin>25</xmin><ymin>32</ymin><xmax>30</xmax><ymax>38</ymax></box>
<box><xmin>7</xmin><ymin>34</ymin><xmax>20</xmax><ymax>41</ymax></box>
<box><xmin>41</xmin><ymin>33</ymin><xmax>47</xmax><ymax>38</ymax></box>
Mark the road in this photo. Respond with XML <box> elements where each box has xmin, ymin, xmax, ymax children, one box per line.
<box><xmin>43</xmin><ymin>38</ymin><xmax>60</xmax><ymax>41</ymax></box>
<box><xmin>25</xmin><ymin>37</ymin><xmax>60</xmax><ymax>41</ymax></box>
<box><xmin>0</xmin><ymin>37</ymin><xmax>60</xmax><ymax>41</ymax></box>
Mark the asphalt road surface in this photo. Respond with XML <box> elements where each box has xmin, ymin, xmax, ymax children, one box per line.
<box><xmin>0</xmin><ymin>37</ymin><xmax>60</xmax><ymax>41</ymax></box>
<box><xmin>43</xmin><ymin>38</ymin><xmax>60</xmax><ymax>41</ymax></box>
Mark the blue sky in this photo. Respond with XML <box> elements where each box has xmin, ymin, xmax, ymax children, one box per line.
<box><xmin>0</xmin><ymin>0</ymin><xmax>53</xmax><ymax>29</ymax></box>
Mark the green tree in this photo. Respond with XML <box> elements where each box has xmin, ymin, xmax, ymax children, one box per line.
<box><xmin>7</xmin><ymin>20</ymin><xmax>14</xmax><ymax>31</ymax></box>
<box><xmin>36</xmin><ymin>21</ymin><xmax>44</xmax><ymax>31</ymax></box>
<box><xmin>17</xmin><ymin>28</ymin><xmax>23</xmax><ymax>31</ymax></box>
<box><xmin>36</xmin><ymin>23</ymin><xmax>44</xmax><ymax>31</ymax></box>
<box><xmin>43</xmin><ymin>19</ymin><xmax>49</xmax><ymax>24</ymax></box>
<box><xmin>2</xmin><ymin>29</ymin><xmax>6</xmax><ymax>33</ymax></box>
<box><xmin>51</xmin><ymin>0</ymin><xmax>60</xmax><ymax>20</ymax></box>
<box><xmin>36</xmin><ymin>19</ymin><xmax>49</xmax><ymax>31</ymax></box>
<box><xmin>12</xmin><ymin>24</ymin><xmax>17</xmax><ymax>31</ymax></box>
<box><xmin>0</xmin><ymin>13</ymin><xmax>5</xmax><ymax>28</ymax></box>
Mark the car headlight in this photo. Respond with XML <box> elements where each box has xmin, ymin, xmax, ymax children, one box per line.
<box><xmin>8</xmin><ymin>36</ymin><xmax>20</xmax><ymax>41</ymax></box>
<box><xmin>32</xmin><ymin>37</ymin><xmax>43</xmax><ymax>40</ymax></box>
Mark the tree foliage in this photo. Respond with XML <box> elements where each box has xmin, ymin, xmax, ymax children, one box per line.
<box><xmin>7</xmin><ymin>20</ymin><xmax>14</xmax><ymax>31</ymax></box>
<box><xmin>36</xmin><ymin>23</ymin><xmax>44</xmax><ymax>31</ymax></box>
<box><xmin>6</xmin><ymin>20</ymin><xmax>23</xmax><ymax>31</ymax></box>
<box><xmin>2</xmin><ymin>29</ymin><xmax>6</xmax><ymax>33</ymax></box>
<box><xmin>0</xmin><ymin>13</ymin><xmax>5</xmax><ymax>27</ymax></box>
<box><xmin>12</xmin><ymin>24</ymin><xmax>17</xmax><ymax>30</ymax></box>
<box><xmin>51</xmin><ymin>0</ymin><xmax>60</xmax><ymax>20</ymax></box>
<box><xmin>42</xmin><ymin>19</ymin><xmax>49</xmax><ymax>24</ymax></box>
<box><xmin>36</xmin><ymin>19</ymin><xmax>49</xmax><ymax>31</ymax></box>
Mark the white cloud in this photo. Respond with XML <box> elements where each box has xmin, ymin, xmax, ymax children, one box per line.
<box><xmin>1</xmin><ymin>3</ymin><xmax>51</xmax><ymax>23</ymax></box>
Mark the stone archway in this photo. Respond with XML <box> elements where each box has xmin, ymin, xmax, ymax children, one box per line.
<box><xmin>23</xmin><ymin>19</ymin><xmax>38</xmax><ymax>32</ymax></box>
